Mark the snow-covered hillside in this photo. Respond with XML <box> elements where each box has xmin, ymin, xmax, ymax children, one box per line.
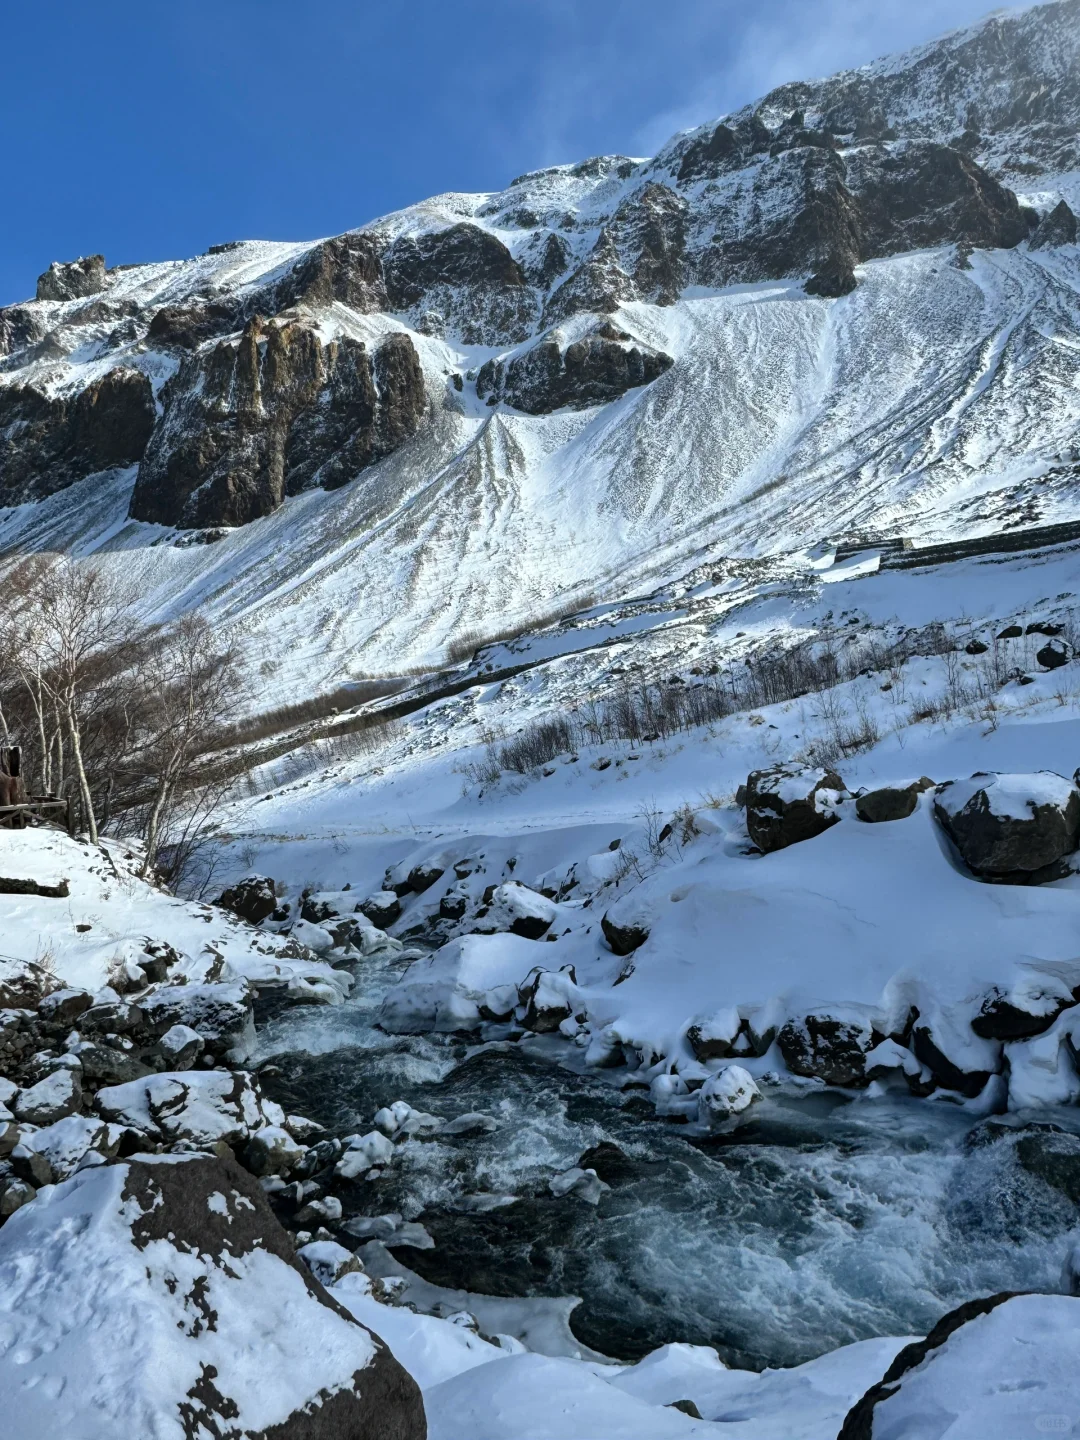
<box><xmin>2</xmin><ymin>2</ymin><xmax>1080</xmax><ymax>697</ymax></box>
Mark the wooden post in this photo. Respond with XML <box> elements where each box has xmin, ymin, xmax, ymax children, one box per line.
<box><xmin>65</xmin><ymin>792</ymin><xmax>75</xmax><ymax>837</ymax></box>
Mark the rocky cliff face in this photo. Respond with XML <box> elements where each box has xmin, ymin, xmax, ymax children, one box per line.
<box><xmin>0</xmin><ymin>0</ymin><xmax>1077</xmax><ymax>538</ymax></box>
<box><xmin>129</xmin><ymin>317</ymin><xmax>426</xmax><ymax>528</ymax></box>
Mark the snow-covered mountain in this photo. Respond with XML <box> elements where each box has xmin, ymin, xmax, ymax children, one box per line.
<box><xmin>2</xmin><ymin>1</ymin><xmax>1079</xmax><ymax>692</ymax></box>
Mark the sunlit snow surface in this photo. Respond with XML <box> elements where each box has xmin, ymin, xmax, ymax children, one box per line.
<box><xmin>4</xmin><ymin>243</ymin><xmax>1080</xmax><ymax>697</ymax></box>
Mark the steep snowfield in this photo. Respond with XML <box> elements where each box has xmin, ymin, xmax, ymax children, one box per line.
<box><xmin>4</xmin><ymin>243</ymin><xmax>1080</xmax><ymax>697</ymax></box>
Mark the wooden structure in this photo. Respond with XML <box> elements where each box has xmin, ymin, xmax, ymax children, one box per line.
<box><xmin>0</xmin><ymin>747</ymin><xmax>75</xmax><ymax>834</ymax></box>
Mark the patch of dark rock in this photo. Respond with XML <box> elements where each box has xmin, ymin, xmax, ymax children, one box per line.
<box><xmin>129</xmin><ymin>319</ymin><xmax>425</xmax><ymax>528</ymax></box>
<box><xmin>0</xmin><ymin>367</ymin><xmax>155</xmax><ymax>506</ymax></box>
<box><xmin>36</xmin><ymin>255</ymin><xmax>107</xmax><ymax>302</ymax></box>
<box><xmin>855</xmin><ymin>778</ymin><xmax>933</xmax><ymax>823</ymax></box>
<box><xmin>971</xmin><ymin>986</ymin><xmax>1073</xmax><ymax>1040</ymax></box>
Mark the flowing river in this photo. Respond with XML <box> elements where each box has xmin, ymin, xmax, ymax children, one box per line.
<box><xmin>253</xmin><ymin>946</ymin><xmax>1080</xmax><ymax>1370</ymax></box>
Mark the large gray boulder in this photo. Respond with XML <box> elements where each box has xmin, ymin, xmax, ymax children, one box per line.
<box><xmin>745</xmin><ymin>766</ymin><xmax>846</xmax><ymax>853</ymax></box>
<box><xmin>933</xmin><ymin>771</ymin><xmax>1080</xmax><ymax>882</ymax></box>
<box><xmin>838</xmin><ymin>1292</ymin><xmax>1079</xmax><ymax>1440</ymax></box>
<box><xmin>0</xmin><ymin>1152</ymin><xmax>426</xmax><ymax>1438</ymax></box>
<box><xmin>777</xmin><ymin>1012</ymin><xmax>874</xmax><ymax>1087</ymax></box>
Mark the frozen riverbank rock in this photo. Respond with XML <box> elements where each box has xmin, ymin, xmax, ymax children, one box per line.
<box><xmin>0</xmin><ymin>1152</ymin><xmax>426</xmax><ymax>1439</ymax></box>
<box><xmin>839</xmin><ymin>1291</ymin><xmax>1080</xmax><ymax>1440</ymax></box>
<box><xmin>933</xmin><ymin>771</ymin><xmax>1080</xmax><ymax>882</ymax></box>
<box><xmin>745</xmin><ymin>765</ymin><xmax>847</xmax><ymax>853</ymax></box>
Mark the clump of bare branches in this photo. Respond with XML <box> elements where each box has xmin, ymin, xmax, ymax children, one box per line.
<box><xmin>0</xmin><ymin>557</ymin><xmax>249</xmax><ymax>883</ymax></box>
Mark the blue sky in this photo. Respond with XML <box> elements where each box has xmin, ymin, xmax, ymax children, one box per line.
<box><xmin>3</xmin><ymin>0</ymin><xmax>1012</xmax><ymax>305</ymax></box>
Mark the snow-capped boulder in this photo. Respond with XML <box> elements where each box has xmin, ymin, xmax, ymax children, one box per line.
<box><xmin>0</xmin><ymin>1153</ymin><xmax>426</xmax><ymax>1439</ymax></box>
<box><xmin>134</xmin><ymin>981</ymin><xmax>255</xmax><ymax>1060</ymax></box>
<box><xmin>855</xmin><ymin>778</ymin><xmax>933</xmax><ymax>824</ymax></box>
<box><xmin>214</xmin><ymin>873</ymin><xmax>278</xmax><ymax>925</ymax></box>
<box><xmin>37</xmin><ymin>987</ymin><xmax>94</xmax><ymax>1026</ymax></box>
<box><xmin>777</xmin><ymin>1012</ymin><xmax>874</xmax><ymax>1087</ymax></box>
<box><xmin>358</xmin><ymin>890</ymin><xmax>402</xmax><ymax>926</ymax></box>
<box><xmin>745</xmin><ymin>765</ymin><xmax>847</xmax><ymax>853</ymax></box>
<box><xmin>14</xmin><ymin>1067</ymin><xmax>82</xmax><ymax>1125</ymax></box>
<box><xmin>10</xmin><ymin>1114</ymin><xmax>117</xmax><ymax>1185</ymax></box>
<box><xmin>838</xmin><ymin>1292</ymin><xmax>1080</xmax><ymax>1440</ymax></box>
<box><xmin>95</xmin><ymin>1069</ymin><xmax>267</xmax><ymax>1146</ymax></box>
<box><xmin>601</xmin><ymin>894</ymin><xmax>651</xmax><ymax>955</ymax></box>
<box><xmin>244</xmin><ymin>1124</ymin><xmax>306</xmax><ymax>1177</ymax></box>
<box><xmin>518</xmin><ymin>965</ymin><xmax>580</xmax><ymax>1032</ymax></box>
<box><xmin>933</xmin><ymin>772</ymin><xmax>1080</xmax><ymax>882</ymax></box>
<box><xmin>1037</xmin><ymin>640</ymin><xmax>1070</xmax><ymax>670</ymax></box>
<box><xmin>475</xmin><ymin>882</ymin><xmax>557</xmax><ymax>939</ymax></box>
<box><xmin>407</xmin><ymin>859</ymin><xmax>446</xmax><ymax>893</ymax></box>
<box><xmin>970</xmin><ymin>977</ymin><xmax>1078</xmax><ymax>1040</ymax></box>
<box><xmin>696</xmin><ymin>1065</ymin><xmax>760</xmax><ymax>1125</ymax></box>
<box><xmin>686</xmin><ymin>1008</ymin><xmax>744</xmax><ymax>1061</ymax></box>
<box><xmin>158</xmin><ymin>1023</ymin><xmax>204</xmax><ymax>1069</ymax></box>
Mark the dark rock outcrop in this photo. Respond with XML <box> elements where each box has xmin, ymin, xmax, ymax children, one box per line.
<box><xmin>384</xmin><ymin>223</ymin><xmax>532</xmax><ymax>344</ymax></box>
<box><xmin>744</xmin><ymin>766</ymin><xmax>846</xmax><ymax>854</ymax></box>
<box><xmin>129</xmin><ymin>318</ymin><xmax>426</xmax><ymax>527</ymax></box>
<box><xmin>933</xmin><ymin>771</ymin><xmax>1080</xmax><ymax>882</ymax></box>
<box><xmin>147</xmin><ymin>298</ymin><xmax>244</xmax><ymax>350</ymax></box>
<box><xmin>477</xmin><ymin>322</ymin><xmax>673</xmax><ymax>414</ymax></box>
<box><xmin>1030</xmin><ymin>198</ymin><xmax>1078</xmax><ymax>249</ymax></box>
<box><xmin>36</xmin><ymin>255</ymin><xmax>107</xmax><ymax>302</ymax></box>
<box><xmin>845</xmin><ymin>141</ymin><xmax>1030</xmax><ymax>259</ymax></box>
<box><xmin>0</xmin><ymin>367</ymin><xmax>155</xmax><ymax>505</ymax></box>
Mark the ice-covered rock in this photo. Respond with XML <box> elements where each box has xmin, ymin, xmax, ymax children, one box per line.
<box><xmin>934</xmin><ymin>771</ymin><xmax>1080</xmax><ymax>882</ymax></box>
<box><xmin>696</xmin><ymin>1065</ymin><xmax>761</xmax><ymax>1125</ymax></box>
<box><xmin>838</xmin><ymin>1292</ymin><xmax>1080</xmax><ymax>1440</ymax></box>
<box><xmin>518</xmin><ymin>965</ymin><xmax>581</xmax><ymax>1032</ymax></box>
<box><xmin>745</xmin><ymin>765</ymin><xmax>847</xmax><ymax>853</ymax></box>
<box><xmin>335</xmin><ymin>1130</ymin><xmax>395</xmax><ymax>1180</ymax></box>
<box><xmin>0</xmin><ymin>1153</ymin><xmax>425</xmax><ymax>1439</ymax></box>
<box><xmin>298</xmin><ymin>1239</ymin><xmax>364</xmax><ymax>1287</ymax></box>
<box><xmin>549</xmin><ymin>1166</ymin><xmax>609</xmax><ymax>1205</ymax></box>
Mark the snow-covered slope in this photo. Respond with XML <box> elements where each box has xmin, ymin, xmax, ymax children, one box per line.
<box><xmin>2</xmin><ymin>3</ymin><xmax>1080</xmax><ymax>696</ymax></box>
